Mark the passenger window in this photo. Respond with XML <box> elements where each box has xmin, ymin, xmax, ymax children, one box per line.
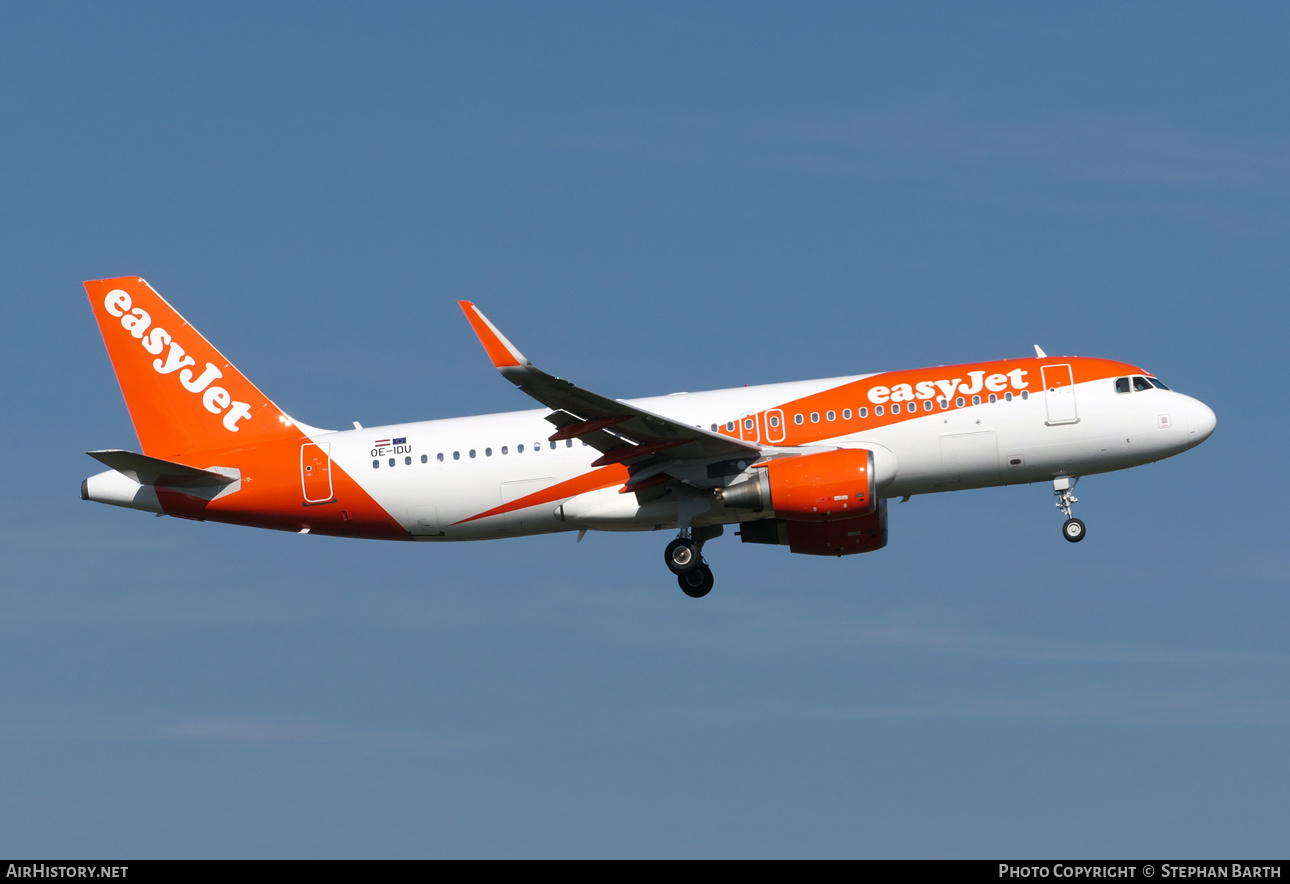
<box><xmin>891</xmin><ymin>403</ymin><xmax>901</xmax><ymax>414</ymax></box>
<box><xmin>1004</xmin><ymin>392</ymin><xmax>1013</xmax><ymax>402</ymax></box>
<box><xmin>550</xmin><ymin>441</ymin><xmax>557</xmax><ymax>450</ymax></box>
<box><xmin>388</xmin><ymin>458</ymin><xmax>395</xmax><ymax>467</ymax></box>
<box><xmin>518</xmin><ymin>445</ymin><xmax>524</xmax><ymax>453</ymax></box>
<box><xmin>470</xmin><ymin>450</ymin><xmax>476</xmax><ymax>458</ymax></box>
<box><xmin>372</xmin><ymin>460</ymin><xmax>379</xmax><ymax>469</ymax></box>
<box><xmin>502</xmin><ymin>446</ymin><xmax>508</xmax><ymax>455</ymax></box>
<box><xmin>924</xmin><ymin>400</ymin><xmax>933</xmax><ymax>411</ymax></box>
<box><xmin>437</xmin><ymin>453</ymin><xmax>444</xmax><ymax>462</ymax></box>
<box><xmin>794</xmin><ymin>414</ymin><xmax>804</xmax><ymax>425</ymax></box>
<box><xmin>875</xmin><ymin>405</ymin><xmax>884</xmax><ymax>416</ymax></box>
<box><xmin>956</xmin><ymin>397</ymin><xmax>965</xmax><ymax>407</ymax></box>
<box><xmin>972</xmin><ymin>395</ymin><xmax>981</xmax><ymax>405</ymax></box>
<box><xmin>938</xmin><ymin>399</ymin><xmax>948</xmax><ymax>409</ymax></box>
<box><xmin>1133</xmin><ymin>376</ymin><xmax>1152</xmax><ymax>392</ymax></box>
<box><xmin>1021</xmin><ymin>391</ymin><xmax>1029</xmax><ymax>400</ymax></box>
<box><xmin>453</xmin><ymin>451</ymin><xmax>460</xmax><ymax>460</ymax></box>
<box><xmin>405</xmin><ymin>456</ymin><xmax>412</xmax><ymax>465</ymax></box>
<box><xmin>1115</xmin><ymin>377</ymin><xmax>1131</xmax><ymax>394</ymax></box>
<box><xmin>485</xmin><ymin>448</ymin><xmax>492</xmax><ymax>457</ymax></box>
<box><xmin>810</xmin><ymin>412</ymin><xmax>820</xmax><ymax>423</ymax></box>
<box><xmin>566</xmin><ymin>439</ymin><xmax>573</xmax><ymax>447</ymax></box>
<box><xmin>859</xmin><ymin>407</ymin><xmax>868</xmax><ymax>418</ymax></box>
<box><xmin>726</xmin><ymin>422</ymin><xmax>735</xmax><ymax>431</ymax></box>
<box><xmin>824</xmin><ymin>411</ymin><xmax>834</xmax><ymax>421</ymax></box>
<box><xmin>843</xmin><ymin>409</ymin><xmax>851</xmax><ymax>420</ymax></box>
<box><xmin>988</xmin><ymin>394</ymin><xmax>997</xmax><ymax>404</ymax></box>
<box><xmin>769</xmin><ymin>415</ymin><xmax>781</xmax><ymax>428</ymax></box>
<box><xmin>711</xmin><ymin>424</ymin><xmax>718</xmax><ymax>432</ymax></box>
<box><xmin>744</xmin><ymin>418</ymin><xmax>755</xmax><ymax>430</ymax></box>
<box><xmin>421</xmin><ymin>454</ymin><xmax>428</xmax><ymax>464</ymax></box>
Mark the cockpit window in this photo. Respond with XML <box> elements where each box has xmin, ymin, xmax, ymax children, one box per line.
<box><xmin>1133</xmin><ymin>376</ymin><xmax>1153</xmax><ymax>392</ymax></box>
<box><xmin>1148</xmin><ymin>377</ymin><xmax>1170</xmax><ymax>390</ymax></box>
<box><xmin>1115</xmin><ymin>377</ymin><xmax>1131</xmax><ymax>394</ymax></box>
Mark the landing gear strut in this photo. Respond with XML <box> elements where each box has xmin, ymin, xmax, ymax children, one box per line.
<box><xmin>1054</xmin><ymin>477</ymin><xmax>1086</xmax><ymax>543</ymax></box>
<box><xmin>664</xmin><ymin>525</ymin><xmax>722</xmax><ymax>597</ymax></box>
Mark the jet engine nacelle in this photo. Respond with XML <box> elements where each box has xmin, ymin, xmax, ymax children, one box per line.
<box><xmin>718</xmin><ymin>448</ymin><xmax>877</xmax><ymax>522</ymax></box>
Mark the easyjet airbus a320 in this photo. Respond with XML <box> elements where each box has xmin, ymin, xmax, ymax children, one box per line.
<box><xmin>82</xmin><ymin>277</ymin><xmax>1217</xmax><ymax>597</ymax></box>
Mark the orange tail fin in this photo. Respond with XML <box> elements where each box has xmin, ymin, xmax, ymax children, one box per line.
<box><xmin>85</xmin><ymin>277</ymin><xmax>306</xmax><ymax>459</ymax></box>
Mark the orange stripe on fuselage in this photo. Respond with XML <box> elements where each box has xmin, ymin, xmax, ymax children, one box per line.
<box><xmin>715</xmin><ymin>356</ymin><xmax>1144</xmax><ymax>446</ymax></box>
<box><xmin>453</xmin><ymin>463</ymin><xmax>630</xmax><ymax>526</ymax></box>
<box><xmin>154</xmin><ymin>436</ymin><xmax>410</xmax><ymax>540</ymax></box>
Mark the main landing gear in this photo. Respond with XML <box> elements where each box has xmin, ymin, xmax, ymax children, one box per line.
<box><xmin>1054</xmin><ymin>477</ymin><xmax>1086</xmax><ymax>543</ymax></box>
<box><xmin>664</xmin><ymin>526</ymin><xmax>722</xmax><ymax>598</ymax></box>
<box><xmin>678</xmin><ymin>564</ymin><xmax>715</xmax><ymax>598</ymax></box>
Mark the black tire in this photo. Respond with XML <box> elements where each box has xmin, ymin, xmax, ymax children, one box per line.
<box><xmin>1062</xmin><ymin>518</ymin><xmax>1086</xmax><ymax>543</ymax></box>
<box><xmin>678</xmin><ymin>564</ymin><xmax>714</xmax><ymax>598</ymax></box>
<box><xmin>664</xmin><ymin>537</ymin><xmax>700</xmax><ymax>574</ymax></box>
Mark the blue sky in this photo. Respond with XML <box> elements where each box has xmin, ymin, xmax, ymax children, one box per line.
<box><xmin>3</xmin><ymin>2</ymin><xmax>1288</xmax><ymax>857</ymax></box>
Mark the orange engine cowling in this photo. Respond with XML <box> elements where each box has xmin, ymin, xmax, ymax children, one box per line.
<box><xmin>739</xmin><ymin>499</ymin><xmax>888</xmax><ymax>557</ymax></box>
<box><xmin>719</xmin><ymin>448</ymin><xmax>876</xmax><ymax>522</ymax></box>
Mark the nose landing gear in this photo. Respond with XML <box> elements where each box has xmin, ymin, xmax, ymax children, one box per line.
<box><xmin>1054</xmin><ymin>477</ymin><xmax>1086</xmax><ymax>543</ymax></box>
<box><xmin>664</xmin><ymin>525</ymin><xmax>722</xmax><ymax>597</ymax></box>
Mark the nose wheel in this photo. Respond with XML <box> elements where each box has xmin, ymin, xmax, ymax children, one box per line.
<box><xmin>1062</xmin><ymin>517</ymin><xmax>1086</xmax><ymax>542</ymax></box>
<box><xmin>1054</xmin><ymin>477</ymin><xmax>1086</xmax><ymax>543</ymax></box>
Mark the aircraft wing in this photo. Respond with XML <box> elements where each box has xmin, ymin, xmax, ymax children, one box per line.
<box><xmin>458</xmin><ymin>302</ymin><xmax>761</xmax><ymax>469</ymax></box>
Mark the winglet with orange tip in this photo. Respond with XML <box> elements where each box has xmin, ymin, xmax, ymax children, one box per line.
<box><xmin>458</xmin><ymin>301</ymin><xmax>531</xmax><ymax>371</ymax></box>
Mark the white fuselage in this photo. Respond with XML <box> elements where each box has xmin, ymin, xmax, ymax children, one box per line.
<box><xmin>311</xmin><ymin>372</ymin><xmax>1213</xmax><ymax>541</ymax></box>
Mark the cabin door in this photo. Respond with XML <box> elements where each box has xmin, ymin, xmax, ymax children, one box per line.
<box><xmin>301</xmin><ymin>442</ymin><xmax>335</xmax><ymax>504</ymax></box>
<box><xmin>1041</xmin><ymin>364</ymin><xmax>1079</xmax><ymax>425</ymax></box>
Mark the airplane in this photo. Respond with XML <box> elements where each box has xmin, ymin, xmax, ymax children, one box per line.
<box><xmin>81</xmin><ymin>276</ymin><xmax>1217</xmax><ymax>598</ymax></box>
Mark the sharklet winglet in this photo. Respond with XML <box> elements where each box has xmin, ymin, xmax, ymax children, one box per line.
<box><xmin>458</xmin><ymin>301</ymin><xmax>529</xmax><ymax>369</ymax></box>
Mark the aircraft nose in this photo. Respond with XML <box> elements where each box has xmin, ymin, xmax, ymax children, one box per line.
<box><xmin>1188</xmin><ymin>398</ymin><xmax>1217</xmax><ymax>448</ymax></box>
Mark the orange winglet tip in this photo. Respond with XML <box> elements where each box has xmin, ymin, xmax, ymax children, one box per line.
<box><xmin>458</xmin><ymin>301</ymin><xmax>525</xmax><ymax>369</ymax></box>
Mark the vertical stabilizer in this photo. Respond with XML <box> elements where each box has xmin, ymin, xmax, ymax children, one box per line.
<box><xmin>85</xmin><ymin>277</ymin><xmax>305</xmax><ymax>458</ymax></box>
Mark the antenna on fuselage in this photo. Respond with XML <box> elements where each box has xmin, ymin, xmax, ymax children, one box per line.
<box><xmin>1034</xmin><ymin>345</ymin><xmax>1048</xmax><ymax>358</ymax></box>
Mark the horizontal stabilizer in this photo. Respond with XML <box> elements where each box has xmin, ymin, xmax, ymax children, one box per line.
<box><xmin>87</xmin><ymin>449</ymin><xmax>236</xmax><ymax>488</ymax></box>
